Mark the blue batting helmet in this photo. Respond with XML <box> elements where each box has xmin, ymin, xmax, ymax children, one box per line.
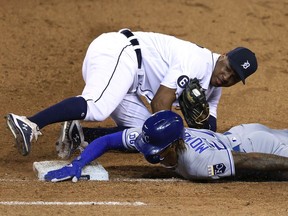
<box><xmin>135</xmin><ymin>110</ymin><xmax>185</xmax><ymax>164</ymax></box>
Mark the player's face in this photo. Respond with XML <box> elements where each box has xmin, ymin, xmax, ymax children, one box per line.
<box><xmin>159</xmin><ymin>144</ymin><xmax>178</xmax><ymax>168</ymax></box>
<box><xmin>210</xmin><ymin>55</ymin><xmax>241</xmax><ymax>87</ymax></box>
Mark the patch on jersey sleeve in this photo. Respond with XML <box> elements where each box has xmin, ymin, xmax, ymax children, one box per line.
<box><xmin>177</xmin><ymin>75</ymin><xmax>189</xmax><ymax>88</ymax></box>
<box><xmin>208</xmin><ymin>163</ymin><xmax>226</xmax><ymax>177</ymax></box>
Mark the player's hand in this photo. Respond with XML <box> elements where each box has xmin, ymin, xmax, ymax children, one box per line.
<box><xmin>44</xmin><ymin>160</ymin><xmax>83</xmax><ymax>183</ymax></box>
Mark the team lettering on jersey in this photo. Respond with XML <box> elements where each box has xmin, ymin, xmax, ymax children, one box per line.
<box><xmin>184</xmin><ymin>130</ymin><xmax>227</xmax><ymax>153</ymax></box>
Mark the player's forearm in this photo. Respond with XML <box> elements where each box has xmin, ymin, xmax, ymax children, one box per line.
<box><xmin>151</xmin><ymin>85</ymin><xmax>176</xmax><ymax>113</ymax></box>
<box><xmin>151</xmin><ymin>101</ymin><xmax>172</xmax><ymax>113</ymax></box>
<box><xmin>76</xmin><ymin>131</ymin><xmax>125</xmax><ymax>165</ymax></box>
<box><xmin>232</xmin><ymin>152</ymin><xmax>288</xmax><ymax>171</ymax></box>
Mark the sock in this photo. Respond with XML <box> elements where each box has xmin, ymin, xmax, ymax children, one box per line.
<box><xmin>28</xmin><ymin>97</ymin><xmax>87</xmax><ymax>129</ymax></box>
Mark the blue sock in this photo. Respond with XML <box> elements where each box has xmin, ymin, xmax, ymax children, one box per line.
<box><xmin>28</xmin><ymin>97</ymin><xmax>87</xmax><ymax>129</ymax></box>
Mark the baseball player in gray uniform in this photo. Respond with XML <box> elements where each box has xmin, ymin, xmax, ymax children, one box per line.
<box><xmin>44</xmin><ymin>110</ymin><xmax>288</xmax><ymax>182</ymax></box>
<box><xmin>6</xmin><ymin>28</ymin><xmax>258</xmax><ymax>157</ymax></box>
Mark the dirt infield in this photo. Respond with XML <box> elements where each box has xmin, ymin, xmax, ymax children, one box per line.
<box><xmin>1</xmin><ymin>0</ymin><xmax>288</xmax><ymax>215</ymax></box>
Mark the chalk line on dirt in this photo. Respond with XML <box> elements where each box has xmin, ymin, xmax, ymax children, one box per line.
<box><xmin>0</xmin><ymin>201</ymin><xmax>146</xmax><ymax>206</ymax></box>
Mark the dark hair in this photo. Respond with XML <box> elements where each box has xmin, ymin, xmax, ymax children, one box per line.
<box><xmin>174</xmin><ymin>138</ymin><xmax>187</xmax><ymax>155</ymax></box>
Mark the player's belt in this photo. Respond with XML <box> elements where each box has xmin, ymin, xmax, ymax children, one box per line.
<box><xmin>119</xmin><ymin>28</ymin><xmax>142</xmax><ymax>69</ymax></box>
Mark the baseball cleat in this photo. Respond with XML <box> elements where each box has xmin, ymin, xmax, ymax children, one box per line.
<box><xmin>56</xmin><ymin>120</ymin><xmax>87</xmax><ymax>159</ymax></box>
<box><xmin>5</xmin><ymin>113</ymin><xmax>42</xmax><ymax>156</ymax></box>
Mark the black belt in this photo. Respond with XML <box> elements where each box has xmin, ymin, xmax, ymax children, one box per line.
<box><xmin>120</xmin><ymin>29</ymin><xmax>142</xmax><ymax>69</ymax></box>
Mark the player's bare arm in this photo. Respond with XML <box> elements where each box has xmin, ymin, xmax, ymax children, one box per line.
<box><xmin>232</xmin><ymin>152</ymin><xmax>288</xmax><ymax>171</ymax></box>
<box><xmin>151</xmin><ymin>85</ymin><xmax>176</xmax><ymax>113</ymax></box>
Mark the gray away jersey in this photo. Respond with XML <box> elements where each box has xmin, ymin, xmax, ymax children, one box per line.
<box><xmin>175</xmin><ymin>128</ymin><xmax>235</xmax><ymax>180</ymax></box>
<box><xmin>122</xmin><ymin>124</ymin><xmax>288</xmax><ymax>180</ymax></box>
<box><xmin>122</xmin><ymin>127</ymin><xmax>235</xmax><ymax>180</ymax></box>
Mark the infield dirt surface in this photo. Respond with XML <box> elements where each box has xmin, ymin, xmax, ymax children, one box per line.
<box><xmin>1</xmin><ymin>0</ymin><xmax>288</xmax><ymax>215</ymax></box>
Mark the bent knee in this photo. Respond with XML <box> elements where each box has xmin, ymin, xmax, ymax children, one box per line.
<box><xmin>84</xmin><ymin>100</ymin><xmax>112</xmax><ymax>121</ymax></box>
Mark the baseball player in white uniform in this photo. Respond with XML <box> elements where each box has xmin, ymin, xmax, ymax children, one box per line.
<box><xmin>44</xmin><ymin>110</ymin><xmax>288</xmax><ymax>182</ymax></box>
<box><xmin>6</xmin><ymin>28</ymin><xmax>258</xmax><ymax>156</ymax></box>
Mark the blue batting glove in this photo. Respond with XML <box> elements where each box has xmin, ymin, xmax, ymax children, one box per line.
<box><xmin>44</xmin><ymin>159</ymin><xmax>83</xmax><ymax>182</ymax></box>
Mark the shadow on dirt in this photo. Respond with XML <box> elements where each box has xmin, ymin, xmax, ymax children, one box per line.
<box><xmin>106</xmin><ymin>165</ymin><xmax>288</xmax><ymax>183</ymax></box>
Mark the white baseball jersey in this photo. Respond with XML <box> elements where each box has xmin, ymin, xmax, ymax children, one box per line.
<box><xmin>81</xmin><ymin>30</ymin><xmax>221</xmax><ymax>127</ymax></box>
<box><xmin>122</xmin><ymin>124</ymin><xmax>288</xmax><ymax>180</ymax></box>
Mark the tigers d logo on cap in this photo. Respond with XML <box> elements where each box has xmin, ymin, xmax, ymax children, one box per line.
<box><xmin>227</xmin><ymin>47</ymin><xmax>258</xmax><ymax>84</ymax></box>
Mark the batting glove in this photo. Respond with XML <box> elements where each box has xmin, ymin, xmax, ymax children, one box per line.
<box><xmin>44</xmin><ymin>159</ymin><xmax>83</xmax><ymax>183</ymax></box>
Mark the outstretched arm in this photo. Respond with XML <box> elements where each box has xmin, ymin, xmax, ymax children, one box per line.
<box><xmin>232</xmin><ymin>152</ymin><xmax>288</xmax><ymax>171</ymax></box>
<box><xmin>75</xmin><ymin>131</ymin><xmax>127</xmax><ymax>165</ymax></box>
<box><xmin>45</xmin><ymin>131</ymin><xmax>127</xmax><ymax>182</ymax></box>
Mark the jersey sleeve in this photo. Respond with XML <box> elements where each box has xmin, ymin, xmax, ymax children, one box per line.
<box><xmin>201</xmin><ymin>148</ymin><xmax>235</xmax><ymax>179</ymax></box>
<box><xmin>122</xmin><ymin>127</ymin><xmax>142</xmax><ymax>151</ymax></box>
<box><xmin>161</xmin><ymin>46</ymin><xmax>217</xmax><ymax>101</ymax></box>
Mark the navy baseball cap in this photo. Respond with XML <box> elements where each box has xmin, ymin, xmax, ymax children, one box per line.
<box><xmin>227</xmin><ymin>47</ymin><xmax>258</xmax><ymax>84</ymax></box>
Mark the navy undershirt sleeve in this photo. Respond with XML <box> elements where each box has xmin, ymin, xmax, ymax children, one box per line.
<box><xmin>208</xmin><ymin>115</ymin><xmax>217</xmax><ymax>132</ymax></box>
<box><xmin>203</xmin><ymin>115</ymin><xmax>217</xmax><ymax>132</ymax></box>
